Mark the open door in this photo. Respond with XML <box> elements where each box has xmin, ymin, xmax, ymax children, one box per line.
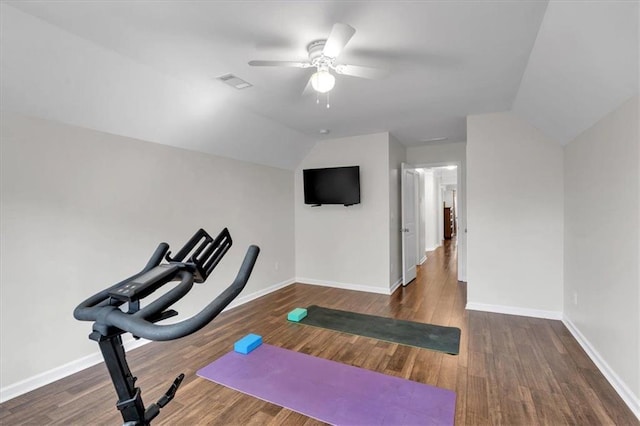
<box><xmin>401</xmin><ymin>163</ymin><xmax>418</xmax><ymax>286</ymax></box>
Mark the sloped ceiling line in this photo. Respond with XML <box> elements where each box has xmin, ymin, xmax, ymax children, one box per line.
<box><xmin>512</xmin><ymin>0</ymin><xmax>639</xmax><ymax>145</ymax></box>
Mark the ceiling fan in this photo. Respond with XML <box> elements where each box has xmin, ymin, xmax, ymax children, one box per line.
<box><xmin>248</xmin><ymin>23</ymin><xmax>387</xmax><ymax>97</ymax></box>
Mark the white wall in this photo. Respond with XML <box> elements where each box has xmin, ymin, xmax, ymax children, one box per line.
<box><xmin>416</xmin><ymin>170</ymin><xmax>427</xmax><ymax>263</ymax></box>
<box><xmin>389</xmin><ymin>135</ymin><xmax>407</xmax><ymax>285</ymax></box>
<box><xmin>437</xmin><ymin>177</ymin><xmax>445</xmax><ymax>244</ymax></box>
<box><xmin>440</xmin><ymin>168</ymin><xmax>458</xmax><ymax>185</ymax></box>
<box><xmin>564</xmin><ymin>96</ymin><xmax>639</xmax><ymax>409</ymax></box>
<box><xmin>0</xmin><ymin>112</ymin><xmax>296</xmax><ymax>390</ymax></box>
<box><xmin>423</xmin><ymin>170</ymin><xmax>439</xmax><ymax>252</ymax></box>
<box><xmin>407</xmin><ymin>142</ymin><xmax>466</xmax><ymax>165</ymax></box>
<box><xmin>444</xmin><ymin>188</ymin><xmax>456</xmax><ymax>208</ymax></box>
<box><xmin>407</xmin><ymin>142</ymin><xmax>467</xmax><ymax>280</ymax></box>
<box><xmin>295</xmin><ymin>133</ymin><xmax>393</xmax><ymax>292</ymax></box>
<box><xmin>467</xmin><ymin>112</ymin><xmax>564</xmax><ymax>316</ymax></box>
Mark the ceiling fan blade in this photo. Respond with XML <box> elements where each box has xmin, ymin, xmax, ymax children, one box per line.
<box><xmin>248</xmin><ymin>60</ymin><xmax>311</xmax><ymax>68</ymax></box>
<box><xmin>335</xmin><ymin>64</ymin><xmax>388</xmax><ymax>79</ymax></box>
<box><xmin>322</xmin><ymin>23</ymin><xmax>356</xmax><ymax>58</ymax></box>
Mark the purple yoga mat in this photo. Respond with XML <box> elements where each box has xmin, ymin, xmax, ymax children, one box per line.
<box><xmin>197</xmin><ymin>344</ymin><xmax>456</xmax><ymax>425</ymax></box>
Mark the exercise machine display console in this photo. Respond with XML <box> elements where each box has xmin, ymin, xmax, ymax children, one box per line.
<box><xmin>74</xmin><ymin>228</ymin><xmax>259</xmax><ymax>425</ymax></box>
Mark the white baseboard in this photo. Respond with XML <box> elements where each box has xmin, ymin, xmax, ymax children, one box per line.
<box><xmin>465</xmin><ymin>302</ymin><xmax>639</xmax><ymax>419</ymax></box>
<box><xmin>0</xmin><ymin>337</ymin><xmax>150</xmax><ymax>403</ymax></box>
<box><xmin>419</xmin><ymin>255</ymin><xmax>427</xmax><ymax>265</ymax></box>
<box><xmin>562</xmin><ymin>317</ymin><xmax>640</xmax><ymax>420</ymax></box>
<box><xmin>296</xmin><ymin>277</ymin><xmax>393</xmax><ymax>295</ymax></box>
<box><xmin>0</xmin><ymin>277</ymin><xmax>296</xmax><ymax>403</ymax></box>
<box><xmin>389</xmin><ymin>277</ymin><xmax>403</xmax><ymax>294</ymax></box>
<box><xmin>225</xmin><ymin>277</ymin><xmax>295</xmax><ymax>310</ymax></box>
<box><xmin>465</xmin><ymin>302</ymin><xmax>563</xmax><ymax>320</ymax></box>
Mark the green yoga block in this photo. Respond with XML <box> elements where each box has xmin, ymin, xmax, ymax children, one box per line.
<box><xmin>287</xmin><ymin>308</ymin><xmax>308</xmax><ymax>322</ymax></box>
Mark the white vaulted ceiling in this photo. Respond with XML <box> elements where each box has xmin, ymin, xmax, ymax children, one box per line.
<box><xmin>1</xmin><ymin>1</ymin><xmax>638</xmax><ymax>169</ymax></box>
<box><xmin>513</xmin><ymin>0</ymin><xmax>639</xmax><ymax>145</ymax></box>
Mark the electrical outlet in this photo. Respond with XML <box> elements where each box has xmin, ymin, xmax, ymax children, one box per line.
<box><xmin>274</xmin><ymin>262</ymin><xmax>279</xmax><ymax>271</ymax></box>
<box><xmin>573</xmin><ymin>291</ymin><xmax>578</xmax><ymax>306</ymax></box>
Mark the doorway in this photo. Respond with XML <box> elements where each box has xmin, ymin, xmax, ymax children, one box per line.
<box><xmin>401</xmin><ymin>162</ymin><xmax>464</xmax><ymax>283</ymax></box>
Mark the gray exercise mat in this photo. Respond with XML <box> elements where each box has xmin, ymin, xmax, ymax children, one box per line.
<box><xmin>297</xmin><ymin>305</ymin><xmax>461</xmax><ymax>355</ymax></box>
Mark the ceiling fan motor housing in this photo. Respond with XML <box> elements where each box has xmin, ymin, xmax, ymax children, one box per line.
<box><xmin>307</xmin><ymin>40</ymin><xmax>329</xmax><ymax>62</ymax></box>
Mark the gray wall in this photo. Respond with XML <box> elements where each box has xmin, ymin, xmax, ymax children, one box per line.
<box><xmin>294</xmin><ymin>133</ymin><xmax>392</xmax><ymax>292</ymax></box>
<box><xmin>466</xmin><ymin>112</ymin><xmax>564</xmax><ymax>315</ymax></box>
<box><xmin>564</xmin><ymin>96</ymin><xmax>639</xmax><ymax>405</ymax></box>
<box><xmin>0</xmin><ymin>112</ymin><xmax>296</xmax><ymax>389</ymax></box>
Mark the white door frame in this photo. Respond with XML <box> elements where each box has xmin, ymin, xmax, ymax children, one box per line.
<box><xmin>404</xmin><ymin>161</ymin><xmax>466</xmax><ymax>282</ymax></box>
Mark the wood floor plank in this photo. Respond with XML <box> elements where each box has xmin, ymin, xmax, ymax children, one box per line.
<box><xmin>1</xmin><ymin>239</ymin><xmax>637</xmax><ymax>425</ymax></box>
<box><xmin>454</xmin><ymin>366</ymin><xmax>468</xmax><ymax>425</ymax></box>
<box><xmin>579</xmin><ymin>367</ymin><xmax>632</xmax><ymax>425</ymax></box>
<box><xmin>466</xmin><ymin>375</ymin><xmax>491</xmax><ymax>425</ymax></box>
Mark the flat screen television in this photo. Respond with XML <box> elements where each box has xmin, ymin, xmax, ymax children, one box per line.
<box><xmin>303</xmin><ymin>166</ymin><xmax>360</xmax><ymax>206</ymax></box>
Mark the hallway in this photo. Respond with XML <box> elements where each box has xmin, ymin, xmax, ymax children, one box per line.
<box><xmin>393</xmin><ymin>238</ymin><xmax>463</xmax><ymax>326</ymax></box>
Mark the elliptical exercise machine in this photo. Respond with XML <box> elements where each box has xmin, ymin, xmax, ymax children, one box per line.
<box><xmin>74</xmin><ymin>228</ymin><xmax>259</xmax><ymax>425</ymax></box>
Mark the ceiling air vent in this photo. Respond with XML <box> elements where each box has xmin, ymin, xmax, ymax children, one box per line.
<box><xmin>217</xmin><ymin>74</ymin><xmax>252</xmax><ymax>89</ymax></box>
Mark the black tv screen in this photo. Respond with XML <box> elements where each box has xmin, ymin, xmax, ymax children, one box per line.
<box><xmin>303</xmin><ymin>166</ymin><xmax>360</xmax><ymax>206</ymax></box>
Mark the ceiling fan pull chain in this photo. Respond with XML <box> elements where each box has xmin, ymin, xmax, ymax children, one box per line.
<box><xmin>327</xmin><ymin>92</ymin><xmax>330</xmax><ymax>109</ymax></box>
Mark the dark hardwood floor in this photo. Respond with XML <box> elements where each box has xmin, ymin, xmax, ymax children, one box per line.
<box><xmin>1</xmin><ymin>240</ymin><xmax>637</xmax><ymax>425</ymax></box>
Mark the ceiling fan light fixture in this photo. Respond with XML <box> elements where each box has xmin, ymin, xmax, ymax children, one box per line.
<box><xmin>310</xmin><ymin>69</ymin><xmax>336</xmax><ymax>93</ymax></box>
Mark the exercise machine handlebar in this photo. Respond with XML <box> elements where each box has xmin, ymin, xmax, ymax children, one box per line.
<box><xmin>73</xmin><ymin>244</ymin><xmax>259</xmax><ymax>341</ymax></box>
<box><xmin>73</xmin><ymin>228</ymin><xmax>259</xmax><ymax>425</ymax></box>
